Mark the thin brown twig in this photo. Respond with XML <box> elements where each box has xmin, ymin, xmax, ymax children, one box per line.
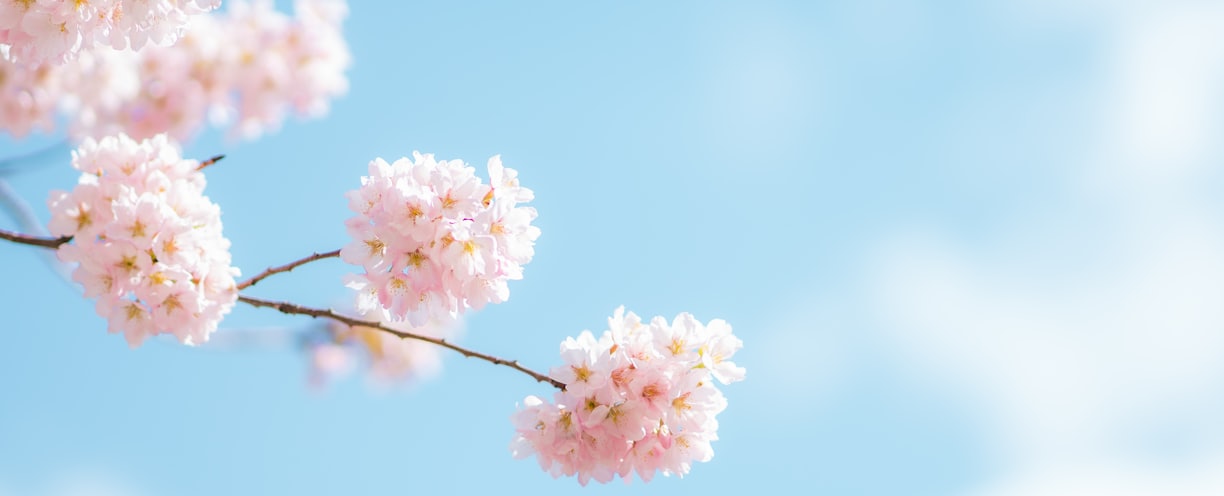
<box><xmin>0</xmin><ymin>179</ymin><xmax>74</xmax><ymax>282</ymax></box>
<box><xmin>5</xmin><ymin>224</ymin><xmax>562</xmax><ymax>389</ymax></box>
<box><xmin>196</xmin><ymin>154</ymin><xmax>225</xmax><ymax>171</ymax></box>
<box><xmin>0</xmin><ymin>229</ymin><xmax>71</xmax><ymax>248</ymax></box>
<box><xmin>238</xmin><ymin>294</ymin><xmax>566</xmax><ymax>390</ymax></box>
<box><xmin>237</xmin><ymin>249</ymin><xmax>341</xmax><ymax>290</ymax></box>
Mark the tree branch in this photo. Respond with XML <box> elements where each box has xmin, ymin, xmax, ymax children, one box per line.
<box><xmin>237</xmin><ymin>294</ymin><xmax>566</xmax><ymax>390</ymax></box>
<box><xmin>0</xmin><ymin>179</ymin><xmax>74</xmax><ymax>282</ymax></box>
<box><xmin>2</xmin><ymin>212</ymin><xmax>563</xmax><ymax>389</ymax></box>
<box><xmin>196</xmin><ymin>154</ymin><xmax>225</xmax><ymax>171</ymax></box>
<box><xmin>236</xmin><ymin>249</ymin><xmax>341</xmax><ymax>290</ymax></box>
<box><xmin>0</xmin><ymin>153</ymin><xmax>220</xmax><ymax>252</ymax></box>
<box><xmin>0</xmin><ymin>228</ymin><xmax>71</xmax><ymax>248</ymax></box>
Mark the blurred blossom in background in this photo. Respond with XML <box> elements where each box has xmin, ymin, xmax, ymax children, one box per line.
<box><xmin>3</xmin><ymin>0</ymin><xmax>1224</xmax><ymax>494</ymax></box>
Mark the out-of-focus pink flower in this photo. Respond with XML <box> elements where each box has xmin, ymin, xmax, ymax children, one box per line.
<box><xmin>1</xmin><ymin>0</ymin><xmax>350</xmax><ymax>142</ymax></box>
<box><xmin>510</xmin><ymin>308</ymin><xmax>745</xmax><ymax>485</ymax></box>
<box><xmin>47</xmin><ymin>133</ymin><xmax>239</xmax><ymax>347</ymax></box>
<box><xmin>0</xmin><ymin>45</ymin><xmax>60</xmax><ymax>138</ymax></box>
<box><xmin>305</xmin><ymin>285</ymin><xmax>462</xmax><ymax>389</ymax></box>
<box><xmin>1</xmin><ymin>0</ymin><xmax>221</xmax><ymax>65</ymax></box>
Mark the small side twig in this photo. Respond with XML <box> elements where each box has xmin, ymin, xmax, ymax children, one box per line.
<box><xmin>196</xmin><ymin>154</ymin><xmax>225</xmax><ymax>171</ymax></box>
<box><xmin>237</xmin><ymin>294</ymin><xmax>566</xmax><ymax>390</ymax></box>
<box><xmin>0</xmin><ymin>228</ymin><xmax>71</xmax><ymax>249</ymax></box>
<box><xmin>0</xmin><ymin>179</ymin><xmax>74</xmax><ymax>282</ymax></box>
<box><xmin>237</xmin><ymin>249</ymin><xmax>341</xmax><ymax>290</ymax></box>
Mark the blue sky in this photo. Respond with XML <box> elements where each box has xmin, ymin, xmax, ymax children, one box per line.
<box><xmin>4</xmin><ymin>1</ymin><xmax>1224</xmax><ymax>494</ymax></box>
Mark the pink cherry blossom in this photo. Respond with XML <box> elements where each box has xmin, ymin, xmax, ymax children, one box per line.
<box><xmin>305</xmin><ymin>281</ymin><xmax>462</xmax><ymax>389</ymax></box>
<box><xmin>510</xmin><ymin>307</ymin><xmax>745</xmax><ymax>485</ymax></box>
<box><xmin>342</xmin><ymin>153</ymin><xmax>539</xmax><ymax>323</ymax></box>
<box><xmin>1</xmin><ymin>0</ymin><xmax>350</xmax><ymax>142</ymax></box>
<box><xmin>307</xmin><ymin>342</ymin><xmax>354</xmax><ymax>389</ymax></box>
<box><xmin>0</xmin><ymin>44</ymin><xmax>60</xmax><ymax>138</ymax></box>
<box><xmin>47</xmin><ymin>133</ymin><xmax>239</xmax><ymax>347</ymax></box>
<box><xmin>0</xmin><ymin>0</ymin><xmax>221</xmax><ymax>65</ymax></box>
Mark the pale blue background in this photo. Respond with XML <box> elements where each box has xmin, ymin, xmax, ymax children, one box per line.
<box><xmin>4</xmin><ymin>1</ymin><xmax>1224</xmax><ymax>495</ymax></box>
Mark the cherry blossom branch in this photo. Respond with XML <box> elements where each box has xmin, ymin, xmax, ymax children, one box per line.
<box><xmin>0</xmin><ymin>152</ymin><xmax>222</xmax><ymax>250</ymax></box>
<box><xmin>0</xmin><ymin>179</ymin><xmax>73</xmax><ymax>282</ymax></box>
<box><xmin>237</xmin><ymin>249</ymin><xmax>341</xmax><ymax>290</ymax></box>
<box><xmin>196</xmin><ymin>154</ymin><xmax>226</xmax><ymax>171</ymax></box>
<box><xmin>237</xmin><ymin>294</ymin><xmax>566</xmax><ymax>390</ymax></box>
<box><xmin>0</xmin><ymin>228</ymin><xmax>563</xmax><ymax>388</ymax></box>
<box><xmin>0</xmin><ymin>229</ymin><xmax>71</xmax><ymax>248</ymax></box>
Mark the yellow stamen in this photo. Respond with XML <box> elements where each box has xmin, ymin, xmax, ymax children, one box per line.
<box><xmin>407</xmin><ymin>204</ymin><xmax>424</xmax><ymax>220</ymax></box>
<box><xmin>672</xmin><ymin>393</ymin><xmax>692</xmax><ymax>414</ymax></box>
<box><xmin>75</xmin><ymin>208</ymin><xmax>92</xmax><ymax>231</ymax></box>
<box><xmin>124</xmin><ymin>303</ymin><xmax>144</xmax><ymax>321</ymax></box>
<box><xmin>129</xmin><ymin>219</ymin><xmax>147</xmax><ymax>238</ymax></box>
<box><xmin>161</xmin><ymin>237</ymin><xmax>179</xmax><ymax>257</ymax></box>
<box><xmin>571</xmin><ymin>364</ymin><xmax>592</xmax><ymax>382</ymax></box>
<box><xmin>364</xmin><ymin>238</ymin><xmax>385</xmax><ymax>256</ymax></box>
<box><xmin>162</xmin><ymin>294</ymin><xmax>182</xmax><ymax>313</ymax></box>
<box><xmin>642</xmin><ymin>384</ymin><xmax>661</xmax><ymax>401</ymax></box>
<box><xmin>407</xmin><ymin>249</ymin><xmax>428</xmax><ymax>268</ymax></box>
<box><xmin>116</xmin><ymin>254</ymin><xmax>139</xmax><ymax>274</ymax></box>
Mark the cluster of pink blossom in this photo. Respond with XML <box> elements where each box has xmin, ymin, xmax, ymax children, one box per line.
<box><xmin>0</xmin><ymin>0</ymin><xmax>349</xmax><ymax>141</ymax></box>
<box><xmin>510</xmin><ymin>308</ymin><xmax>745</xmax><ymax>485</ymax></box>
<box><xmin>0</xmin><ymin>44</ymin><xmax>59</xmax><ymax>137</ymax></box>
<box><xmin>307</xmin><ymin>283</ymin><xmax>461</xmax><ymax>389</ymax></box>
<box><xmin>341</xmin><ymin>152</ymin><xmax>539</xmax><ymax>324</ymax></box>
<box><xmin>46</xmin><ymin>133</ymin><xmax>239</xmax><ymax>347</ymax></box>
<box><xmin>0</xmin><ymin>0</ymin><xmax>220</xmax><ymax>65</ymax></box>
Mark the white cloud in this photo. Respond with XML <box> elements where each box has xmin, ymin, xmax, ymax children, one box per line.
<box><xmin>872</xmin><ymin>219</ymin><xmax>1224</xmax><ymax>466</ymax></box>
<box><xmin>1081</xmin><ymin>3</ymin><xmax>1224</xmax><ymax>197</ymax></box>
<box><xmin>864</xmin><ymin>0</ymin><xmax>1224</xmax><ymax>492</ymax></box>
<box><xmin>972</xmin><ymin>458</ymin><xmax>1224</xmax><ymax>496</ymax></box>
<box><xmin>0</xmin><ymin>470</ymin><xmax>147</xmax><ymax>496</ymax></box>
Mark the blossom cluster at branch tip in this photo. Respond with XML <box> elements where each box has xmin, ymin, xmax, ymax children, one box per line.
<box><xmin>47</xmin><ymin>133</ymin><xmax>239</xmax><ymax>347</ymax></box>
<box><xmin>510</xmin><ymin>308</ymin><xmax>746</xmax><ymax>485</ymax></box>
<box><xmin>306</xmin><ymin>281</ymin><xmax>461</xmax><ymax>389</ymax></box>
<box><xmin>341</xmin><ymin>152</ymin><xmax>539</xmax><ymax>324</ymax></box>
<box><xmin>0</xmin><ymin>0</ymin><xmax>221</xmax><ymax>65</ymax></box>
<box><xmin>0</xmin><ymin>0</ymin><xmax>350</xmax><ymax>141</ymax></box>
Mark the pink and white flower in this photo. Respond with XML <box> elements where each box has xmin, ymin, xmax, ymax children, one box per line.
<box><xmin>0</xmin><ymin>44</ymin><xmax>60</xmax><ymax>138</ymax></box>
<box><xmin>1</xmin><ymin>0</ymin><xmax>222</xmax><ymax>65</ymax></box>
<box><xmin>342</xmin><ymin>152</ymin><xmax>539</xmax><ymax>323</ymax></box>
<box><xmin>1</xmin><ymin>0</ymin><xmax>350</xmax><ymax>142</ymax></box>
<box><xmin>305</xmin><ymin>280</ymin><xmax>462</xmax><ymax>389</ymax></box>
<box><xmin>510</xmin><ymin>308</ymin><xmax>745</xmax><ymax>485</ymax></box>
<box><xmin>47</xmin><ymin>133</ymin><xmax>239</xmax><ymax>347</ymax></box>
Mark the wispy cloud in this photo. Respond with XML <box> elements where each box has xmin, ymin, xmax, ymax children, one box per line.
<box><xmin>0</xmin><ymin>471</ymin><xmax>147</xmax><ymax>496</ymax></box>
<box><xmin>864</xmin><ymin>0</ymin><xmax>1224</xmax><ymax>493</ymax></box>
